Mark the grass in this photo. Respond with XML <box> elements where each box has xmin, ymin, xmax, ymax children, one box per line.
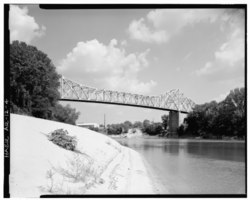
<box><xmin>43</xmin><ymin>153</ymin><xmax>105</xmax><ymax>194</ymax></box>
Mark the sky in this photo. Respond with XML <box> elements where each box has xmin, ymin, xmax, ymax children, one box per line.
<box><xmin>9</xmin><ymin>5</ymin><xmax>245</xmax><ymax>125</ymax></box>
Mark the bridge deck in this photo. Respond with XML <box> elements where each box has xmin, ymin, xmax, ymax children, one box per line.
<box><xmin>59</xmin><ymin>77</ymin><xmax>195</xmax><ymax>113</ymax></box>
<box><xmin>59</xmin><ymin>98</ymin><xmax>189</xmax><ymax>114</ymax></box>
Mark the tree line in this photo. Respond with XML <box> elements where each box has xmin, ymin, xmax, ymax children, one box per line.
<box><xmin>106</xmin><ymin>87</ymin><xmax>246</xmax><ymax>140</ymax></box>
<box><xmin>106</xmin><ymin>116</ymin><xmax>169</xmax><ymax>136</ymax></box>
<box><xmin>183</xmin><ymin>87</ymin><xmax>245</xmax><ymax>139</ymax></box>
<box><xmin>10</xmin><ymin>41</ymin><xmax>79</xmax><ymax>124</ymax></box>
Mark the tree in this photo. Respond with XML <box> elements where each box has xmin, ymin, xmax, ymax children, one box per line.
<box><xmin>107</xmin><ymin>124</ymin><xmax>123</xmax><ymax>135</ymax></box>
<box><xmin>133</xmin><ymin>121</ymin><xmax>143</xmax><ymax>129</ymax></box>
<box><xmin>220</xmin><ymin>88</ymin><xmax>246</xmax><ymax>137</ymax></box>
<box><xmin>10</xmin><ymin>41</ymin><xmax>60</xmax><ymax>119</ymax></box>
<box><xmin>122</xmin><ymin>120</ymin><xmax>133</xmax><ymax>132</ymax></box>
<box><xmin>143</xmin><ymin>122</ymin><xmax>163</xmax><ymax>136</ymax></box>
<box><xmin>52</xmin><ymin>104</ymin><xmax>80</xmax><ymax>125</ymax></box>
<box><xmin>161</xmin><ymin>115</ymin><xmax>169</xmax><ymax>130</ymax></box>
<box><xmin>184</xmin><ymin>87</ymin><xmax>246</xmax><ymax>139</ymax></box>
<box><xmin>142</xmin><ymin>119</ymin><xmax>150</xmax><ymax>129</ymax></box>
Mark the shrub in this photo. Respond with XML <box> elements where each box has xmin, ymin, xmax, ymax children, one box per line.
<box><xmin>52</xmin><ymin>104</ymin><xmax>80</xmax><ymax>125</ymax></box>
<box><xmin>144</xmin><ymin>123</ymin><xmax>163</xmax><ymax>135</ymax></box>
<box><xmin>57</xmin><ymin>154</ymin><xmax>95</xmax><ymax>183</ymax></box>
<box><xmin>88</xmin><ymin>126</ymin><xmax>100</xmax><ymax>132</ymax></box>
<box><xmin>48</xmin><ymin>129</ymin><xmax>77</xmax><ymax>151</ymax></box>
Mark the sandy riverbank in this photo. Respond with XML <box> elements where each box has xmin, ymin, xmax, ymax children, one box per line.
<box><xmin>9</xmin><ymin>114</ymin><xmax>163</xmax><ymax>197</ymax></box>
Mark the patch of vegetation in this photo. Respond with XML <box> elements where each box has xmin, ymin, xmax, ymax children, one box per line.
<box><xmin>57</xmin><ymin>154</ymin><xmax>96</xmax><ymax>183</ymax></box>
<box><xmin>10</xmin><ymin>41</ymin><xmax>80</xmax><ymax>125</ymax></box>
<box><xmin>185</xmin><ymin>87</ymin><xmax>245</xmax><ymax>139</ymax></box>
<box><xmin>48</xmin><ymin>129</ymin><xmax>77</xmax><ymax>151</ymax></box>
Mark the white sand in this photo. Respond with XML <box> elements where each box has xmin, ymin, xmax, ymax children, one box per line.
<box><xmin>10</xmin><ymin>114</ymin><xmax>160</xmax><ymax>197</ymax></box>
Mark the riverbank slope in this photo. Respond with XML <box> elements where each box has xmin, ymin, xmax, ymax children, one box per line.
<box><xmin>9</xmin><ymin>114</ymin><xmax>159</xmax><ymax>197</ymax></box>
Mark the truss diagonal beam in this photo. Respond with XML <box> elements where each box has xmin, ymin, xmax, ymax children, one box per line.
<box><xmin>59</xmin><ymin>77</ymin><xmax>195</xmax><ymax>113</ymax></box>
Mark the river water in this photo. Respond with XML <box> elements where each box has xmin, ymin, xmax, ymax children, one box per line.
<box><xmin>115</xmin><ymin>137</ymin><xmax>246</xmax><ymax>194</ymax></box>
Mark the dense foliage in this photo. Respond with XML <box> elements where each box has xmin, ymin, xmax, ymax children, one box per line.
<box><xmin>142</xmin><ymin>121</ymin><xmax>163</xmax><ymax>136</ymax></box>
<box><xmin>52</xmin><ymin>104</ymin><xmax>80</xmax><ymax>125</ymax></box>
<box><xmin>10</xmin><ymin>41</ymin><xmax>60</xmax><ymax>118</ymax></box>
<box><xmin>161</xmin><ymin>115</ymin><xmax>169</xmax><ymax>131</ymax></box>
<box><xmin>107</xmin><ymin>124</ymin><xmax>123</xmax><ymax>135</ymax></box>
<box><xmin>10</xmin><ymin>41</ymin><xmax>80</xmax><ymax>125</ymax></box>
<box><xmin>185</xmin><ymin>87</ymin><xmax>245</xmax><ymax>139</ymax></box>
<box><xmin>106</xmin><ymin>87</ymin><xmax>245</xmax><ymax>139</ymax></box>
<box><xmin>48</xmin><ymin>129</ymin><xmax>77</xmax><ymax>151</ymax></box>
<box><xmin>107</xmin><ymin>119</ymin><xmax>163</xmax><ymax>136</ymax></box>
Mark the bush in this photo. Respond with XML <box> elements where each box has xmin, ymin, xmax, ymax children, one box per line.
<box><xmin>48</xmin><ymin>129</ymin><xmax>77</xmax><ymax>151</ymax></box>
<box><xmin>144</xmin><ymin>123</ymin><xmax>163</xmax><ymax>136</ymax></box>
<box><xmin>107</xmin><ymin>124</ymin><xmax>123</xmax><ymax>135</ymax></box>
<box><xmin>88</xmin><ymin>126</ymin><xmax>100</xmax><ymax>132</ymax></box>
<box><xmin>52</xmin><ymin>104</ymin><xmax>80</xmax><ymax>125</ymax></box>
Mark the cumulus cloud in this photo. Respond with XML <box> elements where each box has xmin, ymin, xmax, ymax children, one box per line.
<box><xmin>128</xmin><ymin>18</ymin><xmax>168</xmax><ymax>43</ymax></box>
<box><xmin>214</xmin><ymin>28</ymin><xmax>244</xmax><ymax>66</ymax></box>
<box><xmin>128</xmin><ymin>9</ymin><xmax>223</xmax><ymax>43</ymax></box>
<box><xmin>195</xmin><ymin>10</ymin><xmax>244</xmax><ymax>79</ymax></box>
<box><xmin>9</xmin><ymin>5</ymin><xmax>46</xmax><ymax>44</ymax></box>
<box><xmin>58</xmin><ymin>39</ymin><xmax>156</xmax><ymax>94</ymax></box>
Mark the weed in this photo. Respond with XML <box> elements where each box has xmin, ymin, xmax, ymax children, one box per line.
<box><xmin>46</xmin><ymin>169</ymin><xmax>56</xmax><ymax>192</ymax></box>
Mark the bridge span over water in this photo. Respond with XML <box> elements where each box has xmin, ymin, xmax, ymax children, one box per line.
<box><xmin>59</xmin><ymin>77</ymin><xmax>196</xmax><ymax>136</ymax></box>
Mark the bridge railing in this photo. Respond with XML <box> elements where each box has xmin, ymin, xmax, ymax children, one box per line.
<box><xmin>59</xmin><ymin>77</ymin><xmax>195</xmax><ymax>113</ymax></box>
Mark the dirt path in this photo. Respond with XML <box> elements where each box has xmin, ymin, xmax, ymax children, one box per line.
<box><xmin>86</xmin><ymin>146</ymin><xmax>158</xmax><ymax>194</ymax></box>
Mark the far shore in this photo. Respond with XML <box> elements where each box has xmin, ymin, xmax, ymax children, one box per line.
<box><xmin>110</xmin><ymin>134</ymin><xmax>245</xmax><ymax>143</ymax></box>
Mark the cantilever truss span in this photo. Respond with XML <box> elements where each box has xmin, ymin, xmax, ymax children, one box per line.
<box><xmin>59</xmin><ymin>77</ymin><xmax>196</xmax><ymax>113</ymax></box>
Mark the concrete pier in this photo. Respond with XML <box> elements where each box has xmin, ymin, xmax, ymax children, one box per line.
<box><xmin>169</xmin><ymin>111</ymin><xmax>180</xmax><ymax>138</ymax></box>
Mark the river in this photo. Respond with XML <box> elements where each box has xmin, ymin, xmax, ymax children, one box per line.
<box><xmin>115</xmin><ymin>137</ymin><xmax>245</xmax><ymax>194</ymax></box>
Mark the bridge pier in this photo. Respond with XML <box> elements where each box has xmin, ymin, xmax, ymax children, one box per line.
<box><xmin>169</xmin><ymin>111</ymin><xmax>180</xmax><ymax>138</ymax></box>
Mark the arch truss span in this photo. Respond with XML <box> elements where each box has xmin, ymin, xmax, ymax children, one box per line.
<box><xmin>59</xmin><ymin>77</ymin><xmax>196</xmax><ymax>113</ymax></box>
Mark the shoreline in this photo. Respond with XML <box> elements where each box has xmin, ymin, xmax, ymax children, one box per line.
<box><xmin>140</xmin><ymin>152</ymin><xmax>169</xmax><ymax>194</ymax></box>
<box><xmin>112</xmin><ymin>135</ymin><xmax>245</xmax><ymax>143</ymax></box>
<box><xmin>10</xmin><ymin>114</ymin><xmax>244</xmax><ymax>196</ymax></box>
<box><xmin>86</xmin><ymin>145</ymin><xmax>163</xmax><ymax>194</ymax></box>
<box><xmin>10</xmin><ymin>114</ymin><xmax>163</xmax><ymax>196</ymax></box>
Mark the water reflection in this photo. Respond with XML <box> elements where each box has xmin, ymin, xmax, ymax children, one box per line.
<box><xmin>117</xmin><ymin>138</ymin><xmax>245</xmax><ymax>162</ymax></box>
<box><xmin>115</xmin><ymin>137</ymin><xmax>245</xmax><ymax>194</ymax></box>
<box><xmin>163</xmin><ymin>141</ymin><xmax>179</xmax><ymax>154</ymax></box>
<box><xmin>185</xmin><ymin>141</ymin><xmax>245</xmax><ymax>162</ymax></box>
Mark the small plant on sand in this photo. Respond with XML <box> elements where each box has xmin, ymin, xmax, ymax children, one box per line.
<box><xmin>58</xmin><ymin>154</ymin><xmax>96</xmax><ymax>183</ymax></box>
<box><xmin>46</xmin><ymin>169</ymin><xmax>56</xmax><ymax>192</ymax></box>
<box><xmin>48</xmin><ymin>129</ymin><xmax>77</xmax><ymax>151</ymax></box>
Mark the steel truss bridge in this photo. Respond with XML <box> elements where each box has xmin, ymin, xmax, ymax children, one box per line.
<box><xmin>59</xmin><ymin>77</ymin><xmax>195</xmax><ymax>113</ymax></box>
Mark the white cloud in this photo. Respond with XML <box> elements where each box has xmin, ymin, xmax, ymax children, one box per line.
<box><xmin>195</xmin><ymin>10</ymin><xmax>244</xmax><ymax>79</ymax></box>
<box><xmin>121</xmin><ymin>40</ymin><xmax>128</xmax><ymax>46</ymax></box>
<box><xmin>195</xmin><ymin>62</ymin><xmax>214</xmax><ymax>76</ymax></box>
<box><xmin>128</xmin><ymin>9</ymin><xmax>222</xmax><ymax>44</ymax></box>
<box><xmin>128</xmin><ymin>18</ymin><xmax>168</xmax><ymax>43</ymax></box>
<box><xmin>214</xmin><ymin>28</ymin><xmax>244</xmax><ymax>66</ymax></box>
<box><xmin>58</xmin><ymin>39</ymin><xmax>156</xmax><ymax>94</ymax></box>
<box><xmin>9</xmin><ymin>5</ymin><xmax>46</xmax><ymax>44</ymax></box>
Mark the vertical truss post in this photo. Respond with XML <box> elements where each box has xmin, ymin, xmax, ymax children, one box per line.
<box><xmin>59</xmin><ymin>77</ymin><xmax>195</xmax><ymax>113</ymax></box>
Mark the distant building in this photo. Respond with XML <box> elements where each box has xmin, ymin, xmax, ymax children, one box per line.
<box><xmin>77</xmin><ymin>123</ymin><xmax>100</xmax><ymax>129</ymax></box>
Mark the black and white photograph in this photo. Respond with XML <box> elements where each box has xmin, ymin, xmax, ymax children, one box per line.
<box><xmin>4</xmin><ymin>4</ymin><xmax>246</xmax><ymax>197</ymax></box>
